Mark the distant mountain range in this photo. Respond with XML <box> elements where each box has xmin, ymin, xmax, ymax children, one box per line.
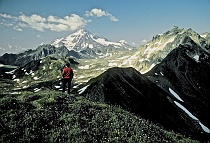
<box><xmin>1</xmin><ymin>26</ymin><xmax>209</xmax><ymax>70</ymax></box>
<box><xmin>0</xmin><ymin>29</ymin><xmax>135</xmax><ymax>66</ymax></box>
<box><xmin>1</xmin><ymin>26</ymin><xmax>210</xmax><ymax>141</ymax></box>
<box><xmin>0</xmin><ymin>45</ymin><xmax>78</xmax><ymax>67</ymax></box>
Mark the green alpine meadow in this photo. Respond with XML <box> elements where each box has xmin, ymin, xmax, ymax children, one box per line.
<box><xmin>0</xmin><ymin>80</ymin><xmax>198</xmax><ymax>142</ymax></box>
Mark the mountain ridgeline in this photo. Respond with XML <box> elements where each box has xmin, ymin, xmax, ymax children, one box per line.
<box><xmin>130</xmin><ymin>26</ymin><xmax>210</xmax><ymax>73</ymax></box>
<box><xmin>0</xmin><ymin>29</ymin><xmax>135</xmax><ymax>67</ymax></box>
<box><xmin>81</xmin><ymin>36</ymin><xmax>210</xmax><ymax>140</ymax></box>
<box><xmin>0</xmin><ymin>45</ymin><xmax>81</xmax><ymax>67</ymax></box>
<box><xmin>1</xmin><ymin>27</ymin><xmax>210</xmax><ymax>141</ymax></box>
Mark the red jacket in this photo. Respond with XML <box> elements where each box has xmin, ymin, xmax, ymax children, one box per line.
<box><xmin>62</xmin><ymin>67</ymin><xmax>73</xmax><ymax>79</ymax></box>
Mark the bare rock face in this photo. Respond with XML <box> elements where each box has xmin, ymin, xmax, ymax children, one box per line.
<box><xmin>133</xmin><ymin>26</ymin><xmax>209</xmax><ymax>73</ymax></box>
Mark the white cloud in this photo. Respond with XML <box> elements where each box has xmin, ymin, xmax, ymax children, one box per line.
<box><xmin>17</xmin><ymin>22</ymin><xmax>27</xmax><ymax>28</ymax></box>
<box><xmin>85</xmin><ymin>8</ymin><xmax>119</xmax><ymax>22</ymax></box>
<box><xmin>86</xmin><ymin>9</ymin><xmax>107</xmax><ymax>17</ymax></box>
<box><xmin>0</xmin><ymin>13</ymin><xmax>14</xmax><ymax>19</ymax></box>
<box><xmin>0</xmin><ymin>13</ymin><xmax>90</xmax><ymax>32</ymax></box>
<box><xmin>13</xmin><ymin>26</ymin><xmax>23</xmax><ymax>31</ymax></box>
<box><xmin>109</xmin><ymin>15</ymin><xmax>119</xmax><ymax>22</ymax></box>
<box><xmin>4</xmin><ymin>23</ymin><xmax>13</xmax><ymax>27</ymax></box>
<box><xmin>47</xmin><ymin>15</ymin><xmax>57</xmax><ymax>22</ymax></box>
<box><xmin>45</xmin><ymin>23</ymin><xmax>69</xmax><ymax>32</ymax></box>
<box><xmin>57</xmin><ymin>14</ymin><xmax>90</xmax><ymax>30</ymax></box>
<box><xmin>1</xmin><ymin>9</ymin><xmax>118</xmax><ymax>33</ymax></box>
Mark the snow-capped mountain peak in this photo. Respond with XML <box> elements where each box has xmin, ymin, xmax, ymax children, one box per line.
<box><xmin>119</xmin><ymin>40</ymin><xmax>128</xmax><ymax>44</ymax></box>
<box><xmin>200</xmin><ymin>32</ymin><xmax>209</xmax><ymax>38</ymax></box>
<box><xmin>51</xmin><ymin>29</ymin><xmax>134</xmax><ymax>52</ymax></box>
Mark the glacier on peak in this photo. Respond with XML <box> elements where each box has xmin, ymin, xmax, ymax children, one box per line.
<box><xmin>51</xmin><ymin>29</ymin><xmax>134</xmax><ymax>51</ymax></box>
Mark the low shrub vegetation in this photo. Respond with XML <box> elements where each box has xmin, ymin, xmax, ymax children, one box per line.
<box><xmin>0</xmin><ymin>90</ymin><xmax>198</xmax><ymax>142</ymax></box>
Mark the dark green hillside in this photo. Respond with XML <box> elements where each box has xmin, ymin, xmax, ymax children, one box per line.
<box><xmin>0</xmin><ymin>89</ymin><xmax>198</xmax><ymax>143</ymax></box>
<box><xmin>11</xmin><ymin>56</ymin><xmax>79</xmax><ymax>92</ymax></box>
<box><xmin>82</xmin><ymin>67</ymin><xmax>210</xmax><ymax>141</ymax></box>
<box><xmin>0</xmin><ymin>78</ymin><xmax>15</xmax><ymax>94</ymax></box>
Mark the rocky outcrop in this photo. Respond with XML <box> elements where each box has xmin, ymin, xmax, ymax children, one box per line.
<box><xmin>130</xmin><ymin>26</ymin><xmax>210</xmax><ymax>73</ymax></box>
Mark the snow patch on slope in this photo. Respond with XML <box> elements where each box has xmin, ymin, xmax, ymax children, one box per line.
<box><xmin>144</xmin><ymin>36</ymin><xmax>175</xmax><ymax>59</ymax></box>
<box><xmin>169</xmin><ymin>88</ymin><xmax>184</xmax><ymax>102</ymax></box>
<box><xmin>174</xmin><ymin>101</ymin><xmax>210</xmax><ymax>133</ymax></box>
<box><xmin>78</xmin><ymin>85</ymin><xmax>89</xmax><ymax>94</ymax></box>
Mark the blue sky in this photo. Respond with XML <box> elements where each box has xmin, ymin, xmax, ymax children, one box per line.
<box><xmin>0</xmin><ymin>0</ymin><xmax>210</xmax><ymax>55</ymax></box>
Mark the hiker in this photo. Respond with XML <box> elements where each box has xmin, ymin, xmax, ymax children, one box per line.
<box><xmin>62</xmin><ymin>63</ymin><xmax>74</xmax><ymax>94</ymax></box>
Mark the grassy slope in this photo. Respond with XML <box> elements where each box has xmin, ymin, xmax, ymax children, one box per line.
<box><xmin>0</xmin><ymin>83</ymin><xmax>198</xmax><ymax>143</ymax></box>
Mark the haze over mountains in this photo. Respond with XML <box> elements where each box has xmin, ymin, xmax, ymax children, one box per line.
<box><xmin>1</xmin><ymin>26</ymin><xmax>210</xmax><ymax>141</ymax></box>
